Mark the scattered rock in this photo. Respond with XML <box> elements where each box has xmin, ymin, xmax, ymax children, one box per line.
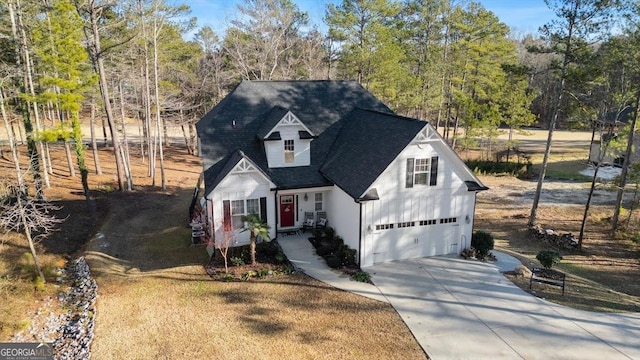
<box><xmin>53</xmin><ymin>257</ymin><xmax>98</xmax><ymax>360</ymax></box>
<box><xmin>515</xmin><ymin>265</ymin><xmax>532</xmax><ymax>277</ymax></box>
<box><xmin>12</xmin><ymin>258</ymin><xmax>98</xmax><ymax>360</ymax></box>
<box><xmin>528</xmin><ymin>225</ymin><xmax>578</xmax><ymax>249</ymax></box>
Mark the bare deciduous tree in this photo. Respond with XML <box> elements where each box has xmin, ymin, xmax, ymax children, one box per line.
<box><xmin>0</xmin><ymin>182</ymin><xmax>64</xmax><ymax>282</ymax></box>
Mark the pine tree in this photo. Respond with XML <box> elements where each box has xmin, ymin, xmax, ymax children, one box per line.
<box><xmin>33</xmin><ymin>0</ymin><xmax>96</xmax><ymax>212</ymax></box>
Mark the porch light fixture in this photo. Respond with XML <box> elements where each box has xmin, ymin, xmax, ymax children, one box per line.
<box><xmin>304</xmin><ymin>193</ymin><xmax>308</xmax><ymax>201</ymax></box>
<box><xmin>465</xmin><ymin>215</ymin><xmax>470</xmax><ymax>224</ymax></box>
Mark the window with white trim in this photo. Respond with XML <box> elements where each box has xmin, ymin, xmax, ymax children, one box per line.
<box><xmin>228</xmin><ymin>198</ymin><xmax>263</xmax><ymax>230</ymax></box>
<box><xmin>231</xmin><ymin>200</ymin><xmax>245</xmax><ymax>230</ymax></box>
<box><xmin>246</xmin><ymin>198</ymin><xmax>260</xmax><ymax>216</ymax></box>
<box><xmin>414</xmin><ymin>158</ymin><xmax>430</xmax><ymax>185</ymax></box>
<box><xmin>315</xmin><ymin>193</ymin><xmax>323</xmax><ymax>211</ymax></box>
<box><xmin>406</xmin><ymin>156</ymin><xmax>438</xmax><ymax>187</ymax></box>
<box><xmin>284</xmin><ymin>139</ymin><xmax>295</xmax><ymax>163</ymax></box>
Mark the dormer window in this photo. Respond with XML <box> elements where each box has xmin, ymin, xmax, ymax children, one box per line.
<box><xmin>284</xmin><ymin>140</ymin><xmax>295</xmax><ymax>163</ymax></box>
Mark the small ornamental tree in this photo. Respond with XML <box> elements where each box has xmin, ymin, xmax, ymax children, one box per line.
<box><xmin>241</xmin><ymin>214</ymin><xmax>270</xmax><ymax>265</ymax></box>
<box><xmin>215</xmin><ymin>230</ymin><xmax>234</xmax><ymax>274</ymax></box>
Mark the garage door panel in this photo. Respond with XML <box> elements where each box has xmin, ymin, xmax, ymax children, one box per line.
<box><xmin>372</xmin><ymin>224</ymin><xmax>460</xmax><ymax>264</ymax></box>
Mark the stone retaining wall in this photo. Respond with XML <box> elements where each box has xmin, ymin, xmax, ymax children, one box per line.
<box><xmin>528</xmin><ymin>225</ymin><xmax>578</xmax><ymax>249</ymax></box>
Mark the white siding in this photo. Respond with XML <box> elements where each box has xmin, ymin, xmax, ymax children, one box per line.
<box><xmin>359</xmin><ymin>141</ymin><xmax>476</xmax><ymax>267</ymax></box>
<box><xmin>207</xmin><ymin>171</ymin><xmax>276</xmax><ymax>247</ymax></box>
<box><xmin>264</xmin><ymin>127</ymin><xmax>311</xmax><ymax>168</ymax></box>
<box><xmin>325</xmin><ymin>186</ymin><xmax>360</xmax><ymax>255</ymax></box>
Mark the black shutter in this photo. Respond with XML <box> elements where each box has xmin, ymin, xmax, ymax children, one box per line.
<box><xmin>406</xmin><ymin>158</ymin><xmax>414</xmax><ymax>188</ymax></box>
<box><xmin>430</xmin><ymin>156</ymin><xmax>438</xmax><ymax>186</ymax></box>
<box><xmin>223</xmin><ymin>200</ymin><xmax>231</xmax><ymax>231</ymax></box>
<box><xmin>259</xmin><ymin>197</ymin><xmax>267</xmax><ymax>223</ymax></box>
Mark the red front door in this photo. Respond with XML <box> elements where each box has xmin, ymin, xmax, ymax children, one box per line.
<box><xmin>280</xmin><ymin>195</ymin><xmax>294</xmax><ymax>227</ymax></box>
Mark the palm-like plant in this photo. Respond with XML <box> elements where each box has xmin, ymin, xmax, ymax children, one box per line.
<box><xmin>241</xmin><ymin>214</ymin><xmax>271</xmax><ymax>265</ymax></box>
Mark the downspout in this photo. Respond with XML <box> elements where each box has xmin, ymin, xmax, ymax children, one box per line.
<box><xmin>358</xmin><ymin>202</ymin><xmax>363</xmax><ymax>266</ymax></box>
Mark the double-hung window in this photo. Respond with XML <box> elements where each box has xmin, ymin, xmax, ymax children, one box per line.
<box><xmin>231</xmin><ymin>200</ymin><xmax>245</xmax><ymax>230</ymax></box>
<box><xmin>406</xmin><ymin>156</ymin><xmax>439</xmax><ymax>188</ymax></box>
<box><xmin>284</xmin><ymin>139</ymin><xmax>295</xmax><ymax>163</ymax></box>
<box><xmin>223</xmin><ymin>198</ymin><xmax>267</xmax><ymax>231</ymax></box>
<box><xmin>414</xmin><ymin>158</ymin><xmax>430</xmax><ymax>185</ymax></box>
<box><xmin>315</xmin><ymin>193</ymin><xmax>323</xmax><ymax>211</ymax></box>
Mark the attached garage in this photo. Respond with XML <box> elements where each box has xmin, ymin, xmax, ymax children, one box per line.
<box><xmin>370</xmin><ymin>220</ymin><xmax>462</xmax><ymax>264</ymax></box>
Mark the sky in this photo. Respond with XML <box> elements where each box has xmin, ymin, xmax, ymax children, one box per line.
<box><xmin>184</xmin><ymin>0</ymin><xmax>556</xmax><ymax>37</ymax></box>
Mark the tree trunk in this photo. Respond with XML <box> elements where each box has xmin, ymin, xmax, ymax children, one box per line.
<box><xmin>18</xmin><ymin>195</ymin><xmax>46</xmax><ymax>282</ymax></box>
<box><xmin>10</xmin><ymin>0</ymin><xmax>45</xmax><ymax>200</ymax></box>
<box><xmin>529</xmin><ymin>0</ymin><xmax>579</xmax><ymax>226</ymax></box>
<box><xmin>90</xmin><ymin>97</ymin><xmax>102</xmax><ymax>174</ymax></box>
<box><xmin>250</xmin><ymin>232</ymin><xmax>256</xmax><ymax>266</ymax></box>
<box><xmin>84</xmin><ymin>0</ymin><xmax>126</xmax><ymax>191</ymax></box>
<box><xmin>0</xmin><ymin>88</ymin><xmax>23</xmax><ymax>188</ymax></box>
<box><xmin>118</xmin><ymin>81</ymin><xmax>133</xmax><ymax>190</ymax></box>
<box><xmin>64</xmin><ymin>141</ymin><xmax>75</xmax><ymax>177</ymax></box>
<box><xmin>578</xmin><ymin>126</ymin><xmax>614</xmax><ymax>247</ymax></box>
<box><xmin>71</xmin><ymin>112</ymin><xmax>95</xmax><ymax>216</ymax></box>
<box><xmin>611</xmin><ymin>91</ymin><xmax>639</xmax><ymax>233</ymax></box>
<box><xmin>152</xmin><ymin>10</ymin><xmax>166</xmax><ymax>190</ymax></box>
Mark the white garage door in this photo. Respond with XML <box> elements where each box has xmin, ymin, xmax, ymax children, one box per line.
<box><xmin>372</xmin><ymin>223</ymin><xmax>460</xmax><ymax>264</ymax></box>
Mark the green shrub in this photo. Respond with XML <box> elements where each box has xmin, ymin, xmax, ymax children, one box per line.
<box><xmin>256</xmin><ymin>268</ymin><xmax>270</xmax><ymax>277</ymax></box>
<box><xmin>336</xmin><ymin>245</ymin><xmax>357</xmax><ymax>266</ymax></box>
<box><xmin>351</xmin><ymin>270</ymin><xmax>371</xmax><ymax>283</ymax></box>
<box><xmin>325</xmin><ymin>255</ymin><xmax>341</xmax><ymax>268</ymax></box>
<box><xmin>324</xmin><ymin>227</ymin><xmax>335</xmax><ymax>242</ymax></box>
<box><xmin>536</xmin><ymin>250</ymin><xmax>562</xmax><ymax>269</ymax></box>
<box><xmin>242</xmin><ymin>270</ymin><xmax>257</xmax><ymax>281</ymax></box>
<box><xmin>471</xmin><ymin>230</ymin><xmax>494</xmax><ymax>258</ymax></box>
<box><xmin>283</xmin><ymin>264</ymin><xmax>295</xmax><ymax>274</ymax></box>
<box><xmin>223</xmin><ymin>274</ymin><xmax>234</xmax><ymax>282</ymax></box>
<box><xmin>257</xmin><ymin>242</ymin><xmax>278</xmax><ymax>256</ymax></box>
<box><xmin>34</xmin><ymin>276</ymin><xmax>45</xmax><ymax>292</ymax></box>
<box><xmin>275</xmin><ymin>253</ymin><xmax>287</xmax><ymax>264</ymax></box>
<box><xmin>330</xmin><ymin>235</ymin><xmax>344</xmax><ymax>247</ymax></box>
<box><xmin>230</xmin><ymin>257</ymin><xmax>245</xmax><ymax>266</ymax></box>
<box><xmin>312</xmin><ymin>229</ymin><xmax>323</xmax><ymax>240</ymax></box>
<box><xmin>465</xmin><ymin>159</ymin><xmax>531</xmax><ymax>178</ymax></box>
<box><xmin>316</xmin><ymin>245</ymin><xmax>332</xmax><ymax>256</ymax></box>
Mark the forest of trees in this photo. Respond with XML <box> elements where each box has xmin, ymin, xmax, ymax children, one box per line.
<box><xmin>0</xmin><ymin>0</ymin><xmax>638</xmax><ymax>213</ymax></box>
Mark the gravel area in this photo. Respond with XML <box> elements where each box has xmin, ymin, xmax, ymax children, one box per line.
<box><xmin>11</xmin><ymin>257</ymin><xmax>98</xmax><ymax>360</ymax></box>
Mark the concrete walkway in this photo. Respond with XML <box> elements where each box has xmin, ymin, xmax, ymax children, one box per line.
<box><xmin>278</xmin><ymin>235</ymin><xmax>640</xmax><ymax>360</ymax></box>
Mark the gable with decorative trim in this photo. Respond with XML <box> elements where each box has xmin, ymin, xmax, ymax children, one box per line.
<box><xmin>263</xmin><ymin>111</ymin><xmax>314</xmax><ymax>168</ymax></box>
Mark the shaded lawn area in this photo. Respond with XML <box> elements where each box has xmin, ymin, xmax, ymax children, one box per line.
<box><xmin>85</xmin><ymin>187</ymin><xmax>426</xmax><ymax>360</ymax></box>
<box><xmin>89</xmin><ymin>271</ymin><xmax>426</xmax><ymax>359</ymax></box>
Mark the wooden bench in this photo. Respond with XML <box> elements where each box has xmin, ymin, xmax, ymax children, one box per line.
<box><xmin>530</xmin><ymin>267</ymin><xmax>566</xmax><ymax>295</ymax></box>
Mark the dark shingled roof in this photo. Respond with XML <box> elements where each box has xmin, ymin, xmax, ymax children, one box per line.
<box><xmin>204</xmin><ymin>149</ymin><xmax>271</xmax><ymax>192</ymax></box>
<box><xmin>320</xmin><ymin>109</ymin><xmax>428</xmax><ymax>199</ymax></box>
<box><xmin>197</xmin><ymin>81</ymin><xmax>392</xmax><ymax>193</ymax></box>
<box><xmin>464</xmin><ymin>181</ymin><xmax>489</xmax><ymax>192</ymax></box>
<box><xmin>256</xmin><ymin>106</ymin><xmax>289</xmax><ymax>139</ymax></box>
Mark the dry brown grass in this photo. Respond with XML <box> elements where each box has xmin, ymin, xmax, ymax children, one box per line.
<box><xmin>90</xmin><ymin>273</ymin><xmax>425</xmax><ymax>360</ymax></box>
<box><xmin>0</xmin><ymin>231</ymin><xmax>67</xmax><ymax>340</ymax></box>
<box><xmin>472</xmin><ymin>133</ymin><xmax>640</xmax><ymax>312</ymax></box>
<box><xmin>78</xmin><ymin>147</ymin><xmax>426</xmax><ymax>360</ymax></box>
<box><xmin>1</xmin><ymin>144</ymin><xmax>426</xmax><ymax>358</ymax></box>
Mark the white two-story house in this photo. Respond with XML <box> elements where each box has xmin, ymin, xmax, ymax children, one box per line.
<box><xmin>196</xmin><ymin>81</ymin><xmax>488</xmax><ymax>267</ymax></box>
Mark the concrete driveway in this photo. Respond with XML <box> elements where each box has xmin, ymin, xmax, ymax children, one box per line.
<box><xmin>368</xmin><ymin>256</ymin><xmax>640</xmax><ymax>360</ymax></box>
